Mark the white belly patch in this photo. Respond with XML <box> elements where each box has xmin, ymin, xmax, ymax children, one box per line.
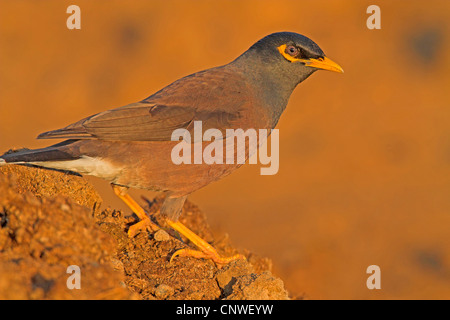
<box><xmin>29</xmin><ymin>156</ymin><xmax>123</xmax><ymax>181</ymax></box>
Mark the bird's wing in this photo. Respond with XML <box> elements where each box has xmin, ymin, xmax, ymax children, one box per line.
<box><xmin>38</xmin><ymin>68</ymin><xmax>251</xmax><ymax>142</ymax></box>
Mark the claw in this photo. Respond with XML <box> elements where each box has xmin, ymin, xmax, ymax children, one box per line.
<box><xmin>128</xmin><ymin>217</ymin><xmax>159</xmax><ymax>237</ymax></box>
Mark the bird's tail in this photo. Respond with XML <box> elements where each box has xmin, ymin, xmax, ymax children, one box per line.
<box><xmin>0</xmin><ymin>141</ymin><xmax>80</xmax><ymax>167</ymax></box>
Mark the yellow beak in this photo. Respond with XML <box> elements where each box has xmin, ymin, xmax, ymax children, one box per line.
<box><xmin>302</xmin><ymin>56</ymin><xmax>344</xmax><ymax>73</ymax></box>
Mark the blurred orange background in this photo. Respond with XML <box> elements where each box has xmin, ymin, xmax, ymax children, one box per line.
<box><xmin>1</xmin><ymin>0</ymin><xmax>449</xmax><ymax>299</ymax></box>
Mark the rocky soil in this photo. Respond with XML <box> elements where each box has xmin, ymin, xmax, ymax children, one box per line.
<box><xmin>0</xmin><ymin>165</ymin><xmax>290</xmax><ymax>300</ymax></box>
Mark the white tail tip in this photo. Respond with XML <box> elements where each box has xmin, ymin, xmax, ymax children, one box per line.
<box><xmin>0</xmin><ymin>158</ymin><xmax>6</xmax><ymax>166</ymax></box>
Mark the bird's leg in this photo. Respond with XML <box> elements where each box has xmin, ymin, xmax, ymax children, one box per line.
<box><xmin>166</xmin><ymin>218</ymin><xmax>245</xmax><ymax>265</ymax></box>
<box><xmin>111</xmin><ymin>184</ymin><xmax>160</xmax><ymax>237</ymax></box>
<box><xmin>162</xmin><ymin>195</ymin><xmax>245</xmax><ymax>264</ymax></box>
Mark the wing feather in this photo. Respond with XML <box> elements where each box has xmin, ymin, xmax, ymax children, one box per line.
<box><xmin>38</xmin><ymin>67</ymin><xmax>250</xmax><ymax>142</ymax></box>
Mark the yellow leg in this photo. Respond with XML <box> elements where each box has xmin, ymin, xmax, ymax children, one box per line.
<box><xmin>167</xmin><ymin>219</ymin><xmax>245</xmax><ymax>264</ymax></box>
<box><xmin>112</xmin><ymin>185</ymin><xmax>244</xmax><ymax>264</ymax></box>
<box><xmin>112</xmin><ymin>185</ymin><xmax>159</xmax><ymax>237</ymax></box>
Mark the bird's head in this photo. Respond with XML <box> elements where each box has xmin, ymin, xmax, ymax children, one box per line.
<box><xmin>235</xmin><ymin>32</ymin><xmax>343</xmax><ymax>88</ymax></box>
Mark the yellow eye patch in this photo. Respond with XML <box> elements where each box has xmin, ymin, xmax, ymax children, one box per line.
<box><xmin>277</xmin><ymin>44</ymin><xmax>302</xmax><ymax>63</ymax></box>
<box><xmin>277</xmin><ymin>44</ymin><xmax>344</xmax><ymax>73</ymax></box>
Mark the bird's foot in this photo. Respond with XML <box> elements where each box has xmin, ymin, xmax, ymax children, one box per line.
<box><xmin>166</xmin><ymin>218</ymin><xmax>245</xmax><ymax>265</ymax></box>
<box><xmin>112</xmin><ymin>184</ymin><xmax>244</xmax><ymax>264</ymax></box>
<box><xmin>170</xmin><ymin>247</ymin><xmax>245</xmax><ymax>265</ymax></box>
<box><xmin>127</xmin><ymin>217</ymin><xmax>159</xmax><ymax>237</ymax></box>
<box><xmin>111</xmin><ymin>184</ymin><xmax>160</xmax><ymax>237</ymax></box>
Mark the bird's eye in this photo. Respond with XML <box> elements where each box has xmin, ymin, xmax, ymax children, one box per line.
<box><xmin>285</xmin><ymin>45</ymin><xmax>299</xmax><ymax>57</ymax></box>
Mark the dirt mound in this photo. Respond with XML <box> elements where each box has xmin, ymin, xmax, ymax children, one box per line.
<box><xmin>0</xmin><ymin>165</ymin><xmax>290</xmax><ymax>300</ymax></box>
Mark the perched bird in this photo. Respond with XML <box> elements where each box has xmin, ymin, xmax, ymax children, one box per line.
<box><xmin>0</xmin><ymin>32</ymin><xmax>343</xmax><ymax>264</ymax></box>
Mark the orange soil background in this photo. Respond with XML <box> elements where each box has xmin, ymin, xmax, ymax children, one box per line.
<box><xmin>1</xmin><ymin>0</ymin><xmax>449</xmax><ymax>299</ymax></box>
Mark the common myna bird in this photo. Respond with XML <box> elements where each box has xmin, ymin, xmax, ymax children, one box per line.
<box><xmin>0</xmin><ymin>32</ymin><xmax>343</xmax><ymax>264</ymax></box>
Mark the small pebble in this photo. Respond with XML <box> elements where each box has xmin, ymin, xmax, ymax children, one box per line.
<box><xmin>154</xmin><ymin>284</ymin><xmax>174</xmax><ymax>299</ymax></box>
<box><xmin>60</xmin><ymin>204</ymin><xmax>71</xmax><ymax>212</ymax></box>
<box><xmin>153</xmin><ymin>229</ymin><xmax>171</xmax><ymax>241</ymax></box>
